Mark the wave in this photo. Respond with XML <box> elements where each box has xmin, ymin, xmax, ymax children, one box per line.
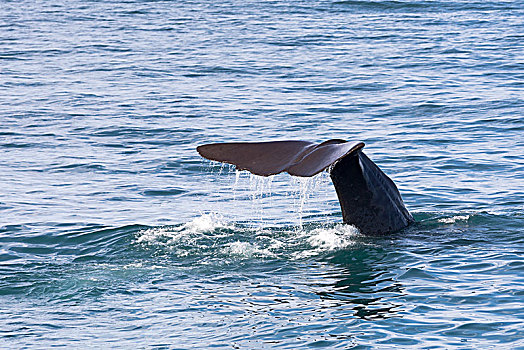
<box><xmin>134</xmin><ymin>213</ymin><xmax>362</xmax><ymax>261</ymax></box>
<box><xmin>331</xmin><ymin>0</ymin><xmax>521</xmax><ymax>12</ymax></box>
<box><xmin>0</xmin><ymin>211</ymin><xmax>521</xmax><ymax>301</ymax></box>
<box><xmin>1</xmin><ymin>210</ymin><xmax>521</xmax><ymax>269</ymax></box>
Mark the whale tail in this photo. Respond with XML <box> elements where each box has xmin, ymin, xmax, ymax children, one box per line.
<box><xmin>197</xmin><ymin>139</ymin><xmax>413</xmax><ymax>235</ymax></box>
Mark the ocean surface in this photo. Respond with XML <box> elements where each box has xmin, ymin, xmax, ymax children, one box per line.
<box><xmin>1</xmin><ymin>0</ymin><xmax>523</xmax><ymax>348</ymax></box>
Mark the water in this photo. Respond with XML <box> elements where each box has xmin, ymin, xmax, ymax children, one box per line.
<box><xmin>1</xmin><ymin>0</ymin><xmax>523</xmax><ymax>348</ymax></box>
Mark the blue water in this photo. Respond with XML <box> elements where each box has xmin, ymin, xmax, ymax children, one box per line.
<box><xmin>1</xmin><ymin>0</ymin><xmax>523</xmax><ymax>348</ymax></box>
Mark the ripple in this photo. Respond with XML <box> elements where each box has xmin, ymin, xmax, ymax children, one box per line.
<box><xmin>1</xmin><ymin>0</ymin><xmax>523</xmax><ymax>347</ymax></box>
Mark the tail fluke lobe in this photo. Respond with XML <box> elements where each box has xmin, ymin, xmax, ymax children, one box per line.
<box><xmin>197</xmin><ymin>140</ymin><xmax>364</xmax><ymax>177</ymax></box>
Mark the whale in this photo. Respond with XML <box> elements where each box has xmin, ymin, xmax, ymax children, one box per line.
<box><xmin>197</xmin><ymin>139</ymin><xmax>414</xmax><ymax>235</ymax></box>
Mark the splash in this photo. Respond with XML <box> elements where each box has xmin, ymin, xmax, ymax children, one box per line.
<box><xmin>222</xmin><ymin>241</ymin><xmax>276</xmax><ymax>258</ymax></box>
<box><xmin>135</xmin><ymin>213</ymin><xmax>232</xmax><ymax>245</ymax></box>
<box><xmin>306</xmin><ymin>224</ymin><xmax>359</xmax><ymax>250</ymax></box>
<box><xmin>293</xmin><ymin>177</ymin><xmax>314</xmax><ymax>227</ymax></box>
<box><xmin>182</xmin><ymin>212</ymin><xmax>232</xmax><ymax>233</ymax></box>
<box><xmin>248</xmin><ymin>173</ymin><xmax>275</xmax><ymax>224</ymax></box>
<box><xmin>291</xmin><ymin>172</ymin><xmax>333</xmax><ymax>227</ymax></box>
<box><xmin>438</xmin><ymin>215</ymin><xmax>471</xmax><ymax>224</ymax></box>
<box><xmin>292</xmin><ymin>224</ymin><xmax>360</xmax><ymax>259</ymax></box>
<box><xmin>135</xmin><ymin>214</ymin><xmax>360</xmax><ymax>261</ymax></box>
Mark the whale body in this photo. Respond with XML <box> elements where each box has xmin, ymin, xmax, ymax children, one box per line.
<box><xmin>197</xmin><ymin>139</ymin><xmax>413</xmax><ymax>235</ymax></box>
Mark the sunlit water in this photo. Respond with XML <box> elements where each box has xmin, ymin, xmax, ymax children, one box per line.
<box><xmin>1</xmin><ymin>0</ymin><xmax>523</xmax><ymax>348</ymax></box>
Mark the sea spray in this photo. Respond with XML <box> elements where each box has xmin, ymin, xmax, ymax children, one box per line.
<box><xmin>135</xmin><ymin>214</ymin><xmax>361</xmax><ymax>261</ymax></box>
<box><xmin>135</xmin><ymin>213</ymin><xmax>233</xmax><ymax>246</ymax></box>
<box><xmin>198</xmin><ymin>161</ymin><xmax>336</xmax><ymax>227</ymax></box>
<box><xmin>291</xmin><ymin>171</ymin><xmax>333</xmax><ymax>228</ymax></box>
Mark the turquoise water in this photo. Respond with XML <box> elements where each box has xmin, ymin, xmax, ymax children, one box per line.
<box><xmin>1</xmin><ymin>0</ymin><xmax>523</xmax><ymax>348</ymax></box>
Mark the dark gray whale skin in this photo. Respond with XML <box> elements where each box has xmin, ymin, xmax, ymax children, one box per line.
<box><xmin>330</xmin><ymin>150</ymin><xmax>413</xmax><ymax>235</ymax></box>
<box><xmin>197</xmin><ymin>139</ymin><xmax>414</xmax><ymax>235</ymax></box>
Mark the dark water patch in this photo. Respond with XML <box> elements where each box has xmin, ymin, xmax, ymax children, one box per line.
<box><xmin>0</xmin><ymin>131</ymin><xmax>18</xmax><ymax>136</ymax></box>
<box><xmin>142</xmin><ymin>188</ymin><xmax>186</xmax><ymax>197</ymax></box>
<box><xmin>192</xmin><ymin>66</ymin><xmax>260</xmax><ymax>76</ymax></box>
<box><xmin>330</xmin><ymin>0</ymin><xmax>522</xmax><ymax>12</ymax></box>
<box><xmin>1</xmin><ymin>143</ymin><xmax>34</xmax><ymax>149</ymax></box>
<box><xmin>48</xmin><ymin>163</ymin><xmax>107</xmax><ymax>172</ymax></box>
<box><xmin>0</xmin><ymin>224</ymin><xmax>30</xmax><ymax>236</ymax></box>
<box><xmin>333</xmin><ymin>0</ymin><xmax>437</xmax><ymax>11</ymax></box>
<box><xmin>99</xmin><ymin>143</ymin><xmax>131</xmax><ymax>149</ymax></box>
<box><xmin>91</xmin><ymin>126</ymin><xmax>197</xmax><ymax>139</ymax></box>
<box><xmin>0</xmin><ymin>253</ymin><xmax>18</xmax><ymax>262</ymax></box>
<box><xmin>0</xmin><ymin>54</ymin><xmax>27</xmax><ymax>61</ymax></box>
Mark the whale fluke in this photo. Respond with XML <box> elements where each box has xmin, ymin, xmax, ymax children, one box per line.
<box><xmin>197</xmin><ymin>139</ymin><xmax>413</xmax><ymax>235</ymax></box>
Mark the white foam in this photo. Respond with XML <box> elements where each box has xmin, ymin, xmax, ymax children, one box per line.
<box><xmin>222</xmin><ymin>241</ymin><xmax>275</xmax><ymax>258</ymax></box>
<box><xmin>438</xmin><ymin>215</ymin><xmax>470</xmax><ymax>224</ymax></box>
<box><xmin>307</xmin><ymin>224</ymin><xmax>359</xmax><ymax>250</ymax></box>
<box><xmin>292</xmin><ymin>224</ymin><xmax>360</xmax><ymax>259</ymax></box>
<box><xmin>182</xmin><ymin>212</ymin><xmax>231</xmax><ymax>233</ymax></box>
<box><xmin>135</xmin><ymin>214</ymin><xmax>361</xmax><ymax>261</ymax></box>
<box><xmin>135</xmin><ymin>213</ymin><xmax>232</xmax><ymax>245</ymax></box>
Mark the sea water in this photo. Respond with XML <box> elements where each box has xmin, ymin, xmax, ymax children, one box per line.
<box><xmin>1</xmin><ymin>0</ymin><xmax>523</xmax><ymax>348</ymax></box>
